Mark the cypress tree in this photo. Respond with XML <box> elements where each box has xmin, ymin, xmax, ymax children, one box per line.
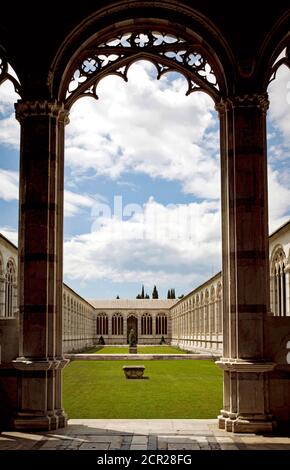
<box><xmin>152</xmin><ymin>285</ymin><xmax>159</xmax><ymax>299</ymax></box>
<box><xmin>141</xmin><ymin>285</ymin><xmax>145</xmax><ymax>299</ymax></box>
<box><xmin>167</xmin><ymin>289</ymin><xmax>171</xmax><ymax>299</ymax></box>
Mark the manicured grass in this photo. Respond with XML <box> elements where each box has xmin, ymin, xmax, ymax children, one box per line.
<box><xmin>63</xmin><ymin>360</ymin><xmax>222</xmax><ymax>418</ymax></box>
<box><xmin>83</xmin><ymin>345</ymin><xmax>187</xmax><ymax>354</ymax></box>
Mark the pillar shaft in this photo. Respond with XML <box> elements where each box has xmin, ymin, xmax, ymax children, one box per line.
<box><xmin>12</xmin><ymin>100</ymin><xmax>69</xmax><ymax>431</ymax></box>
<box><xmin>217</xmin><ymin>93</ymin><xmax>275</xmax><ymax>433</ymax></box>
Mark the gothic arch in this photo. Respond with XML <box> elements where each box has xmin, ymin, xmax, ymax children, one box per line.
<box><xmin>6</xmin><ymin>1</ymin><xmax>287</xmax><ymax>434</ymax></box>
<box><xmin>96</xmin><ymin>312</ymin><xmax>109</xmax><ymax>335</ymax></box>
<box><xmin>141</xmin><ymin>312</ymin><xmax>152</xmax><ymax>335</ymax></box>
<box><xmin>0</xmin><ymin>250</ymin><xmax>3</xmax><ymax>275</ymax></box>
<box><xmin>50</xmin><ymin>1</ymin><xmax>235</xmax><ymax>105</ymax></box>
<box><xmin>5</xmin><ymin>258</ymin><xmax>16</xmax><ymax>317</ymax></box>
<box><xmin>112</xmin><ymin>312</ymin><xmax>124</xmax><ymax>335</ymax></box>
<box><xmin>257</xmin><ymin>10</ymin><xmax>290</xmax><ymax>90</ymax></box>
<box><xmin>270</xmin><ymin>244</ymin><xmax>287</xmax><ymax>316</ymax></box>
<box><xmin>156</xmin><ymin>312</ymin><xmax>167</xmax><ymax>335</ymax></box>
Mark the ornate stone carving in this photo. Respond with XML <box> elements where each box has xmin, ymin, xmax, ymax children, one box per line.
<box><xmin>12</xmin><ymin>357</ymin><xmax>69</xmax><ymax>371</ymax></box>
<box><xmin>215</xmin><ymin>93</ymin><xmax>269</xmax><ymax>114</ymax></box>
<box><xmin>216</xmin><ymin>359</ymin><xmax>276</xmax><ymax>373</ymax></box>
<box><xmin>65</xmin><ymin>30</ymin><xmax>221</xmax><ymax>106</ymax></box>
<box><xmin>0</xmin><ymin>56</ymin><xmax>22</xmax><ymax>96</ymax></box>
<box><xmin>15</xmin><ymin>100</ymin><xmax>70</xmax><ymax>124</ymax></box>
<box><xmin>269</xmin><ymin>45</ymin><xmax>290</xmax><ymax>84</ymax></box>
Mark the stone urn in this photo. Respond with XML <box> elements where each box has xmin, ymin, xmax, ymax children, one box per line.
<box><xmin>123</xmin><ymin>365</ymin><xmax>145</xmax><ymax>379</ymax></box>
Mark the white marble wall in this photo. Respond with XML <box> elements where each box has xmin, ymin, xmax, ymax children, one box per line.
<box><xmin>170</xmin><ymin>273</ymin><xmax>223</xmax><ymax>354</ymax></box>
<box><xmin>94</xmin><ymin>310</ymin><xmax>170</xmax><ymax>345</ymax></box>
<box><xmin>1</xmin><ymin>220</ymin><xmax>290</xmax><ymax>356</ymax></box>
<box><xmin>0</xmin><ymin>235</ymin><xmax>18</xmax><ymax>319</ymax></box>
<box><xmin>63</xmin><ymin>285</ymin><xmax>96</xmax><ymax>353</ymax></box>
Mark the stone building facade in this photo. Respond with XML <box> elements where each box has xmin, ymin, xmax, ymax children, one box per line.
<box><xmin>1</xmin><ymin>220</ymin><xmax>290</xmax><ymax>357</ymax></box>
<box><xmin>91</xmin><ymin>299</ymin><xmax>175</xmax><ymax>345</ymax></box>
<box><xmin>1</xmin><ymin>217</ymin><xmax>290</xmax><ymax>430</ymax></box>
<box><xmin>62</xmin><ymin>285</ymin><xmax>97</xmax><ymax>353</ymax></box>
<box><xmin>171</xmin><ymin>273</ymin><xmax>223</xmax><ymax>354</ymax></box>
<box><xmin>0</xmin><ymin>1</ymin><xmax>289</xmax><ymax>433</ymax></box>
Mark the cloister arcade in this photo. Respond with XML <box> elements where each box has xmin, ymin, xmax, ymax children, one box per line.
<box><xmin>0</xmin><ymin>1</ymin><xmax>289</xmax><ymax>434</ymax></box>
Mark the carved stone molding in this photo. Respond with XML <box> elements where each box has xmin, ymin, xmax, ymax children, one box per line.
<box><xmin>13</xmin><ymin>357</ymin><xmax>70</xmax><ymax>371</ymax></box>
<box><xmin>15</xmin><ymin>100</ymin><xmax>70</xmax><ymax>124</ymax></box>
<box><xmin>215</xmin><ymin>93</ymin><xmax>269</xmax><ymax>114</ymax></box>
<box><xmin>216</xmin><ymin>358</ymin><xmax>276</xmax><ymax>373</ymax></box>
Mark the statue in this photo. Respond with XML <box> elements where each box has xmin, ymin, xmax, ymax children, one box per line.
<box><xmin>128</xmin><ymin>328</ymin><xmax>137</xmax><ymax>353</ymax></box>
<box><xmin>128</xmin><ymin>328</ymin><xmax>137</xmax><ymax>347</ymax></box>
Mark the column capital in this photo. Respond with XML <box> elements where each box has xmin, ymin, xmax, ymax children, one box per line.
<box><xmin>215</xmin><ymin>93</ymin><xmax>269</xmax><ymax>114</ymax></box>
<box><xmin>15</xmin><ymin>99</ymin><xmax>70</xmax><ymax>124</ymax></box>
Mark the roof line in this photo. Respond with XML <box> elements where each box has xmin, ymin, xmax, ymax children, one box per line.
<box><xmin>0</xmin><ymin>232</ymin><xmax>18</xmax><ymax>251</ymax></box>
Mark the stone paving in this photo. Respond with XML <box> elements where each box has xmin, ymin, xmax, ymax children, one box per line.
<box><xmin>1</xmin><ymin>419</ymin><xmax>290</xmax><ymax>451</ymax></box>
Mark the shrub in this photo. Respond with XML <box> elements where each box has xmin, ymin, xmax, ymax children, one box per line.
<box><xmin>99</xmin><ymin>335</ymin><xmax>105</xmax><ymax>345</ymax></box>
<box><xmin>160</xmin><ymin>335</ymin><xmax>165</xmax><ymax>345</ymax></box>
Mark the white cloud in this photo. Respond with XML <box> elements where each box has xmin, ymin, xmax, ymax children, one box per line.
<box><xmin>0</xmin><ymin>168</ymin><xmax>99</xmax><ymax>219</ymax></box>
<box><xmin>0</xmin><ymin>114</ymin><xmax>20</xmax><ymax>148</ymax></box>
<box><xmin>65</xmin><ymin>61</ymin><xmax>220</xmax><ymax>200</ymax></box>
<box><xmin>268</xmin><ymin>65</ymin><xmax>290</xmax><ymax>144</ymax></box>
<box><xmin>0</xmin><ymin>80</ymin><xmax>20</xmax><ymax>148</ymax></box>
<box><xmin>0</xmin><ymin>226</ymin><xmax>18</xmax><ymax>245</ymax></box>
<box><xmin>64</xmin><ymin>190</ymin><xmax>104</xmax><ymax>217</ymax></box>
<box><xmin>268</xmin><ymin>166</ymin><xmax>290</xmax><ymax>232</ymax></box>
<box><xmin>267</xmin><ymin>63</ymin><xmax>290</xmax><ymax>232</ymax></box>
<box><xmin>0</xmin><ymin>169</ymin><xmax>19</xmax><ymax>200</ymax></box>
<box><xmin>64</xmin><ymin>197</ymin><xmax>221</xmax><ymax>287</ymax></box>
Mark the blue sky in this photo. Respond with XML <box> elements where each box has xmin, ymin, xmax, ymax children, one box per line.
<box><xmin>0</xmin><ymin>60</ymin><xmax>290</xmax><ymax>300</ymax></box>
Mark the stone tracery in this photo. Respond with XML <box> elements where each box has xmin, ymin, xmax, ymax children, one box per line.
<box><xmin>65</xmin><ymin>30</ymin><xmax>220</xmax><ymax>107</ymax></box>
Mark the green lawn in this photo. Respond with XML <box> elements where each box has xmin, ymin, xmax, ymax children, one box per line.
<box><xmin>63</xmin><ymin>360</ymin><xmax>222</xmax><ymax>418</ymax></box>
<box><xmin>83</xmin><ymin>345</ymin><xmax>187</xmax><ymax>354</ymax></box>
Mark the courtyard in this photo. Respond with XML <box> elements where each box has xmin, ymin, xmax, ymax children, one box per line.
<box><xmin>1</xmin><ymin>420</ymin><xmax>290</xmax><ymax>451</ymax></box>
<box><xmin>63</xmin><ymin>359</ymin><xmax>222</xmax><ymax>419</ymax></box>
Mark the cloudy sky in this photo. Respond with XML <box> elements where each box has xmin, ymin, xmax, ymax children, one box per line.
<box><xmin>0</xmin><ymin>60</ymin><xmax>289</xmax><ymax>299</ymax></box>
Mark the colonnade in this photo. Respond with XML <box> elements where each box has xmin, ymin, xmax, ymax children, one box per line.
<box><xmin>62</xmin><ymin>285</ymin><xmax>96</xmax><ymax>353</ymax></box>
<box><xmin>171</xmin><ymin>274</ymin><xmax>222</xmax><ymax>353</ymax></box>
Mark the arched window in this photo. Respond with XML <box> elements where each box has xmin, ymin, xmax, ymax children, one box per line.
<box><xmin>141</xmin><ymin>313</ymin><xmax>152</xmax><ymax>335</ymax></box>
<box><xmin>210</xmin><ymin>285</ymin><xmax>216</xmax><ymax>333</ymax></box>
<box><xmin>112</xmin><ymin>313</ymin><xmax>123</xmax><ymax>335</ymax></box>
<box><xmin>5</xmin><ymin>259</ymin><xmax>16</xmax><ymax>317</ymax></box>
<box><xmin>216</xmin><ymin>283</ymin><xmax>222</xmax><ymax>334</ymax></box>
<box><xmin>96</xmin><ymin>312</ymin><xmax>108</xmax><ymax>335</ymax></box>
<box><xmin>271</xmin><ymin>247</ymin><xmax>287</xmax><ymax>316</ymax></box>
<box><xmin>0</xmin><ymin>252</ymin><xmax>4</xmax><ymax>317</ymax></box>
<box><xmin>156</xmin><ymin>313</ymin><xmax>167</xmax><ymax>335</ymax></box>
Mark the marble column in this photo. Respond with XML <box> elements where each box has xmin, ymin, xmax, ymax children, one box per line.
<box><xmin>216</xmin><ymin>94</ymin><xmax>275</xmax><ymax>433</ymax></box>
<box><xmin>12</xmin><ymin>100</ymin><xmax>69</xmax><ymax>430</ymax></box>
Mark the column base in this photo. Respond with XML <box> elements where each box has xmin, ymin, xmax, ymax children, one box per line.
<box><xmin>13</xmin><ymin>410</ymin><xmax>67</xmax><ymax>431</ymax></box>
<box><xmin>218</xmin><ymin>412</ymin><xmax>275</xmax><ymax>433</ymax></box>
<box><xmin>217</xmin><ymin>359</ymin><xmax>276</xmax><ymax>434</ymax></box>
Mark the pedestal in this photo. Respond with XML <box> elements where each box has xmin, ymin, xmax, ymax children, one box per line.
<box><xmin>216</xmin><ymin>359</ymin><xmax>276</xmax><ymax>433</ymax></box>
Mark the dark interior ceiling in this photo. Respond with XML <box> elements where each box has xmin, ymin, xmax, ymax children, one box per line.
<box><xmin>0</xmin><ymin>1</ymin><xmax>289</xmax><ymax>97</ymax></box>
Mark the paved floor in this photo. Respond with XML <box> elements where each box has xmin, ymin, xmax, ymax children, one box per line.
<box><xmin>1</xmin><ymin>419</ymin><xmax>290</xmax><ymax>450</ymax></box>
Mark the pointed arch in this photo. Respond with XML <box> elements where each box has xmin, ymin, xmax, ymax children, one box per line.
<box><xmin>5</xmin><ymin>257</ymin><xmax>17</xmax><ymax>317</ymax></box>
